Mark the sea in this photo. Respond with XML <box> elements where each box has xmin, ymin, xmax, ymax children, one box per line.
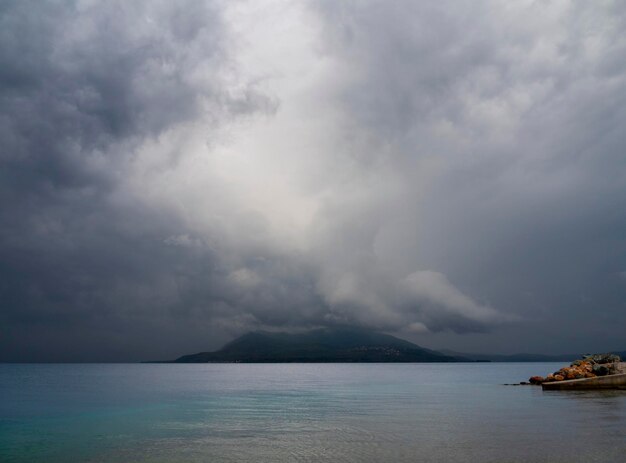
<box><xmin>1</xmin><ymin>363</ymin><xmax>625</xmax><ymax>462</ymax></box>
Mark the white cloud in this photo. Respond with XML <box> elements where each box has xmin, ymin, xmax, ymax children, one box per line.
<box><xmin>401</xmin><ymin>271</ymin><xmax>514</xmax><ymax>325</ymax></box>
<box><xmin>229</xmin><ymin>268</ymin><xmax>261</xmax><ymax>288</ymax></box>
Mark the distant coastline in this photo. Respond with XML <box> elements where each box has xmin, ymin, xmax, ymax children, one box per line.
<box><xmin>146</xmin><ymin>327</ymin><xmax>626</xmax><ymax>364</ymax></box>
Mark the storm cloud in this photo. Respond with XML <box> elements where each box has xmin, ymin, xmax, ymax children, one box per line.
<box><xmin>2</xmin><ymin>0</ymin><xmax>626</xmax><ymax>361</ymax></box>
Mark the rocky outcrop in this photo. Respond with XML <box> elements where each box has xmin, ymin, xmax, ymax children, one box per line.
<box><xmin>528</xmin><ymin>353</ymin><xmax>622</xmax><ymax>385</ymax></box>
<box><xmin>581</xmin><ymin>353</ymin><xmax>621</xmax><ymax>364</ymax></box>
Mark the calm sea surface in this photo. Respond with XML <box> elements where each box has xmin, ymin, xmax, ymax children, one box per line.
<box><xmin>1</xmin><ymin>363</ymin><xmax>625</xmax><ymax>462</ymax></box>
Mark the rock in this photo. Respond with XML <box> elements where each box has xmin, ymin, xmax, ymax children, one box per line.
<box><xmin>584</xmin><ymin>353</ymin><xmax>621</xmax><ymax>364</ymax></box>
<box><xmin>529</xmin><ymin>355</ymin><xmax>617</xmax><ymax>384</ymax></box>
<box><xmin>592</xmin><ymin>364</ymin><xmax>610</xmax><ymax>376</ymax></box>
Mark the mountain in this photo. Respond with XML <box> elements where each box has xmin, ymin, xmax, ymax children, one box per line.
<box><xmin>439</xmin><ymin>349</ymin><xmax>626</xmax><ymax>363</ymax></box>
<box><xmin>170</xmin><ymin>328</ymin><xmax>467</xmax><ymax>363</ymax></box>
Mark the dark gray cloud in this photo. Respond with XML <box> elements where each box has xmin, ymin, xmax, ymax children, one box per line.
<box><xmin>2</xmin><ymin>0</ymin><xmax>626</xmax><ymax>361</ymax></box>
<box><xmin>0</xmin><ymin>0</ymin><xmax>279</xmax><ymax>361</ymax></box>
<box><xmin>311</xmin><ymin>0</ymin><xmax>626</xmax><ymax>353</ymax></box>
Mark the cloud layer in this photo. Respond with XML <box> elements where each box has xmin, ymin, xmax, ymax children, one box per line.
<box><xmin>2</xmin><ymin>0</ymin><xmax>626</xmax><ymax>361</ymax></box>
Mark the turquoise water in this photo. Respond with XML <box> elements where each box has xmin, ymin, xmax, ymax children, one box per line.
<box><xmin>1</xmin><ymin>363</ymin><xmax>625</xmax><ymax>462</ymax></box>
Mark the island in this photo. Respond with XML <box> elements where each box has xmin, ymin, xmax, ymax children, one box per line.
<box><xmin>158</xmin><ymin>328</ymin><xmax>468</xmax><ymax>363</ymax></box>
<box><xmin>148</xmin><ymin>328</ymin><xmax>626</xmax><ymax>365</ymax></box>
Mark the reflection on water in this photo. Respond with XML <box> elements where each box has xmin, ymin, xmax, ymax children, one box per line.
<box><xmin>1</xmin><ymin>363</ymin><xmax>625</xmax><ymax>462</ymax></box>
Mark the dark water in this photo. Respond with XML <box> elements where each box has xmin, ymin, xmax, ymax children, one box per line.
<box><xmin>1</xmin><ymin>363</ymin><xmax>625</xmax><ymax>462</ymax></box>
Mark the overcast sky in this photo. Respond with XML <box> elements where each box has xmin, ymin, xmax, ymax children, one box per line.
<box><xmin>2</xmin><ymin>0</ymin><xmax>626</xmax><ymax>362</ymax></box>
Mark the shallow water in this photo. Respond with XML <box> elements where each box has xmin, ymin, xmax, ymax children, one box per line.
<box><xmin>1</xmin><ymin>363</ymin><xmax>625</xmax><ymax>462</ymax></box>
